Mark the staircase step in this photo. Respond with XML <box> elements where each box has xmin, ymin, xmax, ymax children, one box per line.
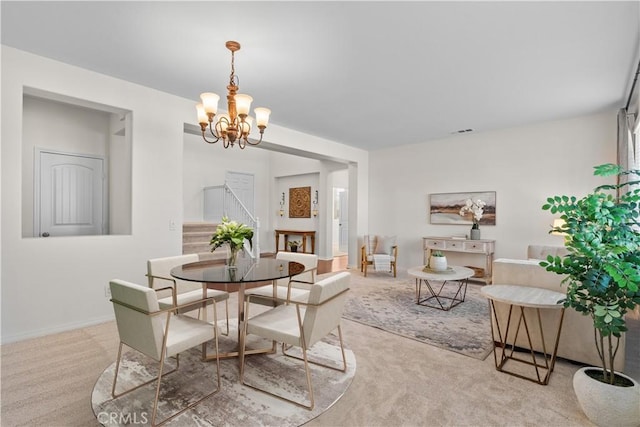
<box><xmin>183</xmin><ymin>231</ymin><xmax>213</xmax><ymax>244</ymax></box>
<box><xmin>183</xmin><ymin>242</ymin><xmax>213</xmax><ymax>254</ymax></box>
<box><xmin>183</xmin><ymin>222</ymin><xmax>217</xmax><ymax>233</ymax></box>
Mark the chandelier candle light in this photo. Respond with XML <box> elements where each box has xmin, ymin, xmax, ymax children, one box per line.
<box><xmin>196</xmin><ymin>41</ymin><xmax>271</xmax><ymax>149</ymax></box>
<box><xmin>459</xmin><ymin>198</ymin><xmax>486</xmax><ymax>240</ymax></box>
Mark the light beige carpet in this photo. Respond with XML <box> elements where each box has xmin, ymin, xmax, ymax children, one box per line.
<box><xmin>4</xmin><ymin>268</ymin><xmax>630</xmax><ymax>426</ymax></box>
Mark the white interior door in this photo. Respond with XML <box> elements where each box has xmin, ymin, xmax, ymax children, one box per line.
<box><xmin>225</xmin><ymin>171</ymin><xmax>254</xmax><ymax>214</ymax></box>
<box><xmin>37</xmin><ymin>150</ymin><xmax>105</xmax><ymax>237</ymax></box>
<box><xmin>338</xmin><ymin>189</ymin><xmax>349</xmax><ymax>252</ymax></box>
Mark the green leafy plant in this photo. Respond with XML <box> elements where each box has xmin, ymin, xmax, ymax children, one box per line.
<box><xmin>287</xmin><ymin>240</ymin><xmax>301</xmax><ymax>248</ymax></box>
<box><xmin>541</xmin><ymin>163</ymin><xmax>640</xmax><ymax>385</ymax></box>
<box><xmin>432</xmin><ymin>250</ymin><xmax>445</xmax><ymax>257</ymax></box>
<box><xmin>209</xmin><ymin>216</ymin><xmax>253</xmax><ymax>253</ymax></box>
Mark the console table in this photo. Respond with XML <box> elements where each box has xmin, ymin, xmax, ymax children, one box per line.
<box><xmin>423</xmin><ymin>236</ymin><xmax>495</xmax><ymax>283</ymax></box>
<box><xmin>275</xmin><ymin>229</ymin><xmax>316</xmax><ymax>254</ymax></box>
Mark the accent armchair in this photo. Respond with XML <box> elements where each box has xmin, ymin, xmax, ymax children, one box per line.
<box><xmin>361</xmin><ymin>235</ymin><xmax>398</xmax><ymax>277</ymax></box>
<box><xmin>240</xmin><ymin>271</ymin><xmax>350</xmax><ymax>410</ymax></box>
<box><xmin>109</xmin><ymin>279</ymin><xmax>221</xmax><ymax>426</ymax></box>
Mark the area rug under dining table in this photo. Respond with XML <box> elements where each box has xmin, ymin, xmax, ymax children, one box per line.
<box><xmin>92</xmin><ymin>326</ymin><xmax>355</xmax><ymax>426</ymax></box>
<box><xmin>341</xmin><ymin>272</ymin><xmax>493</xmax><ymax>360</ymax></box>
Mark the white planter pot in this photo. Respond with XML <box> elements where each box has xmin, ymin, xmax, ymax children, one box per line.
<box><xmin>430</xmin><ymin>256</ymin><xmax>448</xmax><ymax>271</ymax></box>
<box><xmin>573</xmin><ymin>367</ymin><xmax>640</xmax><ymax>427</ymax></box>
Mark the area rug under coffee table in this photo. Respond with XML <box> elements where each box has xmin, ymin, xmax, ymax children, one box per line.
<box><xmin>342</xmin><ymin>274</ymin><xmax>493</xmax><ymax>360</ymax></box>
<box><xmin>92</xmin><ymin>326</ymin><xmax>355</xmax><ymax>426</ymax></box>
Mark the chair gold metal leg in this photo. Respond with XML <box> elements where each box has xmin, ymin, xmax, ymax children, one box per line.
<box><xmin>154</xmin><ymin>322</ymin><xmax>221</xmax><ymax>426</ymax></box>
<box><xmin>282</xmin><ymin>326</ymin><xmax>347</xmax><ymax>373</ymax></box>
<box><xmin>111</xmin><ymin>342</ymin><xmax>179</xmax><ymax>400</ymax></box>
<box><xmin>221</xmin><ymin>298</ymin><xmax>230</xmax><ymax>336</ymax></box>
<box><xmin>112</xmin><ymin>333</ymin><xmax>220</xmax><ymax>425</ymax></box>
<box><xmin>241</xmin><ymin>342</ymin><xmax>315</xmax><ymax>410</ymax></box>
<box><xmin>246</xmin><ymin>326</ymin><xmax>348</xmax><ymax>410</ymax></box>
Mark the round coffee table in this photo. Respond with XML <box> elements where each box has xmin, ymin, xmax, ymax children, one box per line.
<box><xmin>407</xmin><ymin>265</ymin><xmax>474</xmax><ymax>311</ymax></box>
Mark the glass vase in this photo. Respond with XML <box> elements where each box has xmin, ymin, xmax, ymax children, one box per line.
<box><xmin>227</xmin><ymin>247</ymin><xmax>241</xmax><ymax>268</ymax></box>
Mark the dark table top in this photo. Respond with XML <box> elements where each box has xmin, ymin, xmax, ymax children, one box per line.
<box><xmin>170</xmin><ymin>257</ymin><xmax>305</xmax><ymax>283</ymax></box>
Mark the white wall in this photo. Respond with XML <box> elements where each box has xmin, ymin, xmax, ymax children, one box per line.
<box><xmin>368</xmin><ymin>111</ymin><xmax>617</xmax><ymax>269</ymax></box>
<box><xmin>1</xmin><ymin>46</ymin><xmax>369</xmax><ymax>343</ymax></box>
<box><xmin>183</xmin><ymin>133</ymin><xmax>273</xmax><ymax>224</ymax></box>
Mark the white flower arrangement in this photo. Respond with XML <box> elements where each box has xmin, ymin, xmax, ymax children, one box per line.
<box><xmin>459</xmin><ymin>198</ymin><xmax>486</xmax><ymax>227</ymax></box>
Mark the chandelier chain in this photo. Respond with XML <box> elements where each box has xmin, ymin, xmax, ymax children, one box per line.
<box><xmin>229</xmin><ymin>50</ymin><xmax>236</xmax><ymax>87</ymax></box>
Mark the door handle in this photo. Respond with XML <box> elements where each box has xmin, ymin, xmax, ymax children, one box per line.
<box><xmin>42</xmin><ymin>232</ymin><xmax>50</xmax><ymax>237</ymax></box>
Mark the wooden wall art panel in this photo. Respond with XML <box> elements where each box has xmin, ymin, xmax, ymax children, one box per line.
<box><xmin>289</xmin><ymin>186</ymin><xmax>311</xmax><ymax>218</ymax></box>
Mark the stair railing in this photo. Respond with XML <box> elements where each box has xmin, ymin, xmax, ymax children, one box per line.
<box><xmin>203</xmin><ymin>184</ymin><xmax>260</xmax><ymax>258</ymax></box>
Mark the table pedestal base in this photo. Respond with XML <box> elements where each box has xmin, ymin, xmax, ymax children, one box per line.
<box><xmin>489</xmin><ymin>301</ymin><xmax>565</xmax><ymax>385</ymax></box>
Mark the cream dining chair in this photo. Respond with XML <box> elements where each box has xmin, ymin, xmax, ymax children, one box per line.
<box><xmin>243</xmin><ymin>252</ymin><xmax>318</xmax><ymax>306</ymax></box>
<box><xmin>109</xmin><ymin>279</ymin><xmax>221</xmax><ymax>427</ymax></box>
<box><xmin>240</xmin><ymin>271</ymin><xmax>350</xmax><ymax>410</ymax></box>
<box><xmin>147</xmin><ymin>254</ymin><xmax>230</xmax><ymax>335</ymax></box>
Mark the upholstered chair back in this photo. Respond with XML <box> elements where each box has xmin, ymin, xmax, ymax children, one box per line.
<box><xmin>110</xmin><ymin>279</ymin><xmax>164</xmax><ymax>361</ymax></box>
<box><xmin>363</xmin><ymin>235</ymin><xmax>397</xmax><ymax>256</ymax></box>
<box><xmin>364</xmin><ymin>235</ymin><xmax>376</xmax><ymax>255</ymax></box>
<box><xmin>275</xmin><ymin>251</ymin><xmax>318</xmax><ymax>286</ymax></box>
<box><xmin>147</xmin><ymin>253</ymin><xmax>200</xmax><ymax>295</ymax></box>
<box><xmin>527</xmin><ymin>245</ymin><xmax>569</xmax><ymax>260</ymax></box>
<box><xmin>302</xmin><ymin>272</ymin><xmax>350</xmax><ymax>347</ymax></box>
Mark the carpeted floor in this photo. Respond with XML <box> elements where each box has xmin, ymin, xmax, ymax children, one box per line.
<box><xmin>6</xmin><ymin>268</ymin><xmax>639</xmax><ymax>426</ymax></box>
<box><xmin>343</xmin><ymin>275</ymin><xmax>493</xmax><ymax>360</ymax></box>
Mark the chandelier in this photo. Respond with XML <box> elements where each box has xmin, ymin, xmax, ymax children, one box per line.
<box><xmin>196</xmin><ymin>41</ymin><xmax>271</xmax><ymax>149</ymax></box>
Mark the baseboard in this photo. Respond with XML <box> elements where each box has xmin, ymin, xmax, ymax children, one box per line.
<box><xmin>318</xmin><ymin>255</ymin><xmax>349</xmax><ymax>274</ymax></box>
<box><xmin>1</xmin><ymin>314</ymin><xmax>115</xmax><ymax>345</ymax></box>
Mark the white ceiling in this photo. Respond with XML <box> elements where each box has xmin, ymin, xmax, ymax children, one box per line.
<box><xmin>2</xmin><ymin>1</ymin><xmax>639</xmax><ymax>151</ymax></box>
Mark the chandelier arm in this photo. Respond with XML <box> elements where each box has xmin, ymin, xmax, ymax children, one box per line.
<box><xmin>200</xmin><ymin>124</ymin><xmax>220</xmax><ymax>144</ymax></box>
<box><xmin>245</xmin><ymin>129</ymin><xmax>265</xmax><ymax>146</ymax></box>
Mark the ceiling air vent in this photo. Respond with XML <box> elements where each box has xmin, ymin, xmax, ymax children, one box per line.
<box><xmin>451</xmin><ymin>128</ymin><xmax>474</xmax><ymax>134</ymax></box>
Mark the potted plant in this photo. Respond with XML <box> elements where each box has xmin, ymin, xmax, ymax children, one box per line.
<box><xmin>209</xmin><ymin>216</ymin><xmax>253</xmax><ymax>268</ymax></box>
<box><xmin>429</xmin><ymin>250</ymin><xmax>448</xmax><ymax>271</ymax></box>
<box><xmin>287</xmin><ymin>240</ymin><xmax>301</xmax><ymax>252</ymax></box>
<box><xmin>541</xmin><ymin>163</ymin><xmax>640</xmax><ymax>426</ymax></box>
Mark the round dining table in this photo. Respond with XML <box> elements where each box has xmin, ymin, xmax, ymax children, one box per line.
<box><xmin>170</xmin><ymin>257</ymin><xmax>305</xmax><ymax>359</ymax></box>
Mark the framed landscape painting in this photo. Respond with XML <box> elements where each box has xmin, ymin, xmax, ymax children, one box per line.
<box><xmin>429</xmin><ymin>191</ymin><xmax>496</xmax><ymax>225</ymax></box>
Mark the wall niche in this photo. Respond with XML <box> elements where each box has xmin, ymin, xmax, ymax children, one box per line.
<box><xmin>21</xmin><ymin>88</ymin><xmax>132</xmax><ymax>237</ymax></box>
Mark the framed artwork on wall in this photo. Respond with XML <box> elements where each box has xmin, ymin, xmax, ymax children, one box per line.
<box><xmin>429</xmin><ymin>191</ymin><xmax>496</xmax><ymax>225</ymax></box>
<box><xmin>289</xmin><ymin>186</ymin><xmax>311</xmax><ymax>218</ymax></box>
